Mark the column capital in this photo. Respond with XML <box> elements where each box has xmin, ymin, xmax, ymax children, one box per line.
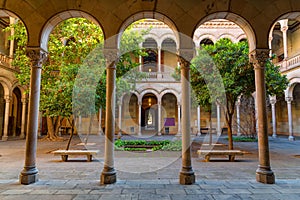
<box><xmin>269</xmin><ymin>96</ymin><xmax>276</xmax><ymax>105</ymax></box>
<box><xmin>250</xmin><ymin>49</ymin><xmax>270</xmax><ymax>70</ymax></box>
<box><xmin>177</xmin><ymin>48</ymin><xmax>194</xmax><ymax>69</ymax></box>
<box><xmin>285</xmin><ymin>96</ymin><xmax>293</xmax><ymax>103</ymax></box>
<box><xmin>103</xmin><ymin>48</ymin><xmax>119</xmax><ymax>69</ymax></box>
<box><xmin>4</xmin><ymin>95</ymin><xmax>12</xmax><ymax>103</ymax></box>
<box><xmin>26</xmin><ymin>47</ymin><xmax>48</xmax><ymax>68</ymax></box>
<box><xmin>21</xmin><ymin>98</ymin><xmax>28</xmax><ymax>104</ymax></box>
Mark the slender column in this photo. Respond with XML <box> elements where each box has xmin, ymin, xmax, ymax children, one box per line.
<box><xmin>236</xmin><ymin>97</ymin><xmax>241</xmax><ymax>136</ymax></box>
<box><xmin>157</xmin><ymin>101</ymin><xmax>162</xmax><ymax>135</ymax></box>
<box><xmin>279</xmin><ymin>19</ymin><xmax>289</xmax><ymax>59</ymax></box>
<box><xmin>216</xmin><ymin>102</ymin><xmax>221</xmax><ymax>136</ymax></box>
<box><xmin>178</xmin><ymin>49</ymin><xmax>195</xmax><ymax>185</ymax></box>
<box><xmin>118</xmin><ymin>102</ymin><xmax>122</xmax><ymax>135</ymax></box>
<box><xmin>268</xmin><ymin>36</ymin><xmax>273</xmax><ymax>57</ymax></box>
<box><xmin>158</xmin><ymin>46</ymin><xmax>161</xmax><ymax>73</ymax></box>
<box><xmin>286</xmin><ymin>97</ymin><xmax>295</xmax><ymax>141</ymax></box>
<box><xmin>139</xmin><ymin>56</ymin><xmax>142</xmax><ymax>72</ymax></box>
<box><xmin>100</xmin><ymin>48</ymin><xmax>118</xmax><ymax>184</ymax></box>
<box><xmin>2</xmin><ymin>96</ymin><xmax>11</xmax><ymax>141</ymax></box>
<box><xmin>270</xmin><ymin>96</ymin><xmax>277</xmax><ymax>138</ymax></box>
<box><xmin>138</xmin><ymin>101</ymin><xmax>142</xmax><ymax>136</ymax></box>
<box><xmin>20</xmin><ymin>98</ymin><xmax>27</xmax><ymax>139</ymax></box>
<box><xmin>250</xmin><ymin>49</ymin><xmax>275</xmax><ymax>184</ymax></box>
<box><xmin>98</xmin><ymin>107</ymin><xmax>103</xmax><ymax>135</ymax></box>
<box><xmin>0</xmin><ymin>99</ymin><xmax>4</xmax><ymax>137</ymax></box>
<box><xmin>196</xmin><ymin>105</ymin><xmax>201</xmax><ymax>136</ymax></box>
<box><xmin>9</xmin><ymin>17</ymin><xmax>15</xmax><ymax>58</ymax></box>
<box><xmin>177</xmin><ymin>103</ymin><xmax>181</xmax><ymax>135</ymax></box>
<box><xmin>20</xmin><ymin>47</ymin><xmax>47</xmax><ymax>185</ymax></box>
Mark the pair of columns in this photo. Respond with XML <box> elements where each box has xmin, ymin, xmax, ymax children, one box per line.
<box><xmin>20</xmin><ymin>47</ymin><xmax>274</xmax><ymax>185</ymax></box>
<box><xmin>196</xmin><ymin>104</ymin><xmax>222</xmax><ymax>136</ymax></box>
<box><xmin>118</xmin><ymin>100</ymin><xmax>182</xmax><ymax>135</ymax></box>
<box><xmin>1</xmin><ymin>95</ymin><xmax>27</xmax><ymax>141</ymax></box>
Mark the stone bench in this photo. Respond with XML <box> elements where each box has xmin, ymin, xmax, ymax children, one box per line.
<box><xmin>197</xmin><ymin>150</ymin><xmax>244</xmax><ymax>162</ymax></box>
<box><xmin>53</xmin><ymin>150</ymin><xmax>99</xmax><ymax>162</ymax></box>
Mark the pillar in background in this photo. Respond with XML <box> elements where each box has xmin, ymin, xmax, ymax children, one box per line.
<box><xmin>20</xmin><ymin>98</ymin><xmax>27</xmax><ymax>139</ymax></box>
<box><xmin>286</xmin><ymin>96</ymin><xmax>295</xmax><ymax>141</ymax></box>
<box><xmin>2</xmin><ymin>95</ymin><xmax>11</xmax><ymax>141</ymax></box>
<box><xmin>269</xmin><ymin>96</ymin><xmax>277</xmax><ymax>138</ymax></box>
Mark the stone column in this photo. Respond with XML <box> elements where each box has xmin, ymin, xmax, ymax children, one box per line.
<box><xmin>250</xmin><ymin>49</ymin><xmax>275</xmax><ymax>184</ymax></box>
<box><xmin>286</xmin><ymin>97</ymin><xmax>295</xmax><ymax>141</ymax></box>
<box><xmin>270</xmin><ymin>96</ymin><xmax>277</xmax><ymax>138</ymax></box>
<box><xmin>139</xmin><ymin>55</ymin><xmax>142</xmax><ymax>72</ymax></box>
<box><xmin>20</xmin><ymin>98</ymin><xmax>27</xmax><ymax>139</ymax></box>
<box><xmin>118</xmin><ymin>101</ymin><xmax>122</xmax><ymax>136</ymax></box>
<box><xmin>178</xmin><ymin>49</ymin><xmax>195</xmax><ymax>185</ymax></box>
<box><xmin>98</xmin><ymin>107</ymin><xmax>103</xmax><ymax>135</ymax></box>
<box><xmin>2</xmin><ymin>96</ymin><xmax>11</xmax><ymax>141</ymax></box>
<box><xmin>138</xmin><ymin>101</ymin><xmax>142</xmax><ymax>136</ymax></box>
<box><xmin>196</xmin><ymin>105</ymin><xmax>201</xmax><ymax>136</ymax></box>
<box><xmin>177</xmin><ymin>103</ymin><xmax>181</xmax><ymax>135</ymax></box>
<box><xmin>279</xmin><ymin>19</ymin><xmax>289</xmax><ymax>59</ymax></box>
<box><xmin>20</xmin><ymin>47</ymin><xmax>47</xmax><ymax>185</ymax></box>
<box><xmin>100</xmin><ymin>48</ymin><xmax>118</xmax><ymax>184</ymax></box>
<box><xmin>216</xmin><ymin>102</ymin><xmax>221</xmax><ymax>136</ymax></box>
<box><xmin>158</xmin><ymin>46</ymin><xmax>161</xmax><ymax>73</ymax></box>
<box><xmin>157</xmin><ymin>101</ymin><xmax>162</xmax><ymax>135</ymax></box>
<box><xmin>9</xmin><ymin>17</ymin><xmax>15</xmax><ymax>58</ymax></box>
<box><xmin>236</xmin><ymin>97</ymin><xmax>241</xmax><ymax>136</ymax></box>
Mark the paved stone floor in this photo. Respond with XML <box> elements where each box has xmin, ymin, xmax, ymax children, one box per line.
<box><xmin>0</xmin><ymin>134</ymin><xmax>299</xmax><ymax>199</ymax></box>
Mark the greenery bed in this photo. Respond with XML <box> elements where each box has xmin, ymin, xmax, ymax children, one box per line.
<box><xmin>114</xmin><ymin>139</ymin><xmax>182</xmax><ymax>151</ymax></box>
<box><xmin>232</xmin><ymin>136</ymin><xmax>258</xmax><ymax>142</ymax></box>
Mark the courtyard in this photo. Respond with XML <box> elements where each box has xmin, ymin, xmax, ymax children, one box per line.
<box><xmin>0</xmin><ymin>134</ymin><xmax>299</xmax><ymax>199</ymax></box>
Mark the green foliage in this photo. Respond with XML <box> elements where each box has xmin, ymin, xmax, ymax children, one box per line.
<box><xmin>114</xmin><ymin>139</ymin><xmax>172</xmax><ymax>151</ymax></box>
<box><xmin>232</xmin><ymin>136</ymin><xmax>258</xmax><ymax>142</ymax></box>
<box><xmin>160</xmin><ymin>140</ymin><xmax>182</xmax><ymax>151</ymax></box>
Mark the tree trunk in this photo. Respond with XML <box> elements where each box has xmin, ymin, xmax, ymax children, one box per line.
<box><xmin>225</xmin><ymin>114</ymin><xmax>234</xmax><ymax>150</ymax></box>
<box><xmin>41</xmin><ymin>116</ymin><xmax>64</xmax><ymax>141</ymax></box>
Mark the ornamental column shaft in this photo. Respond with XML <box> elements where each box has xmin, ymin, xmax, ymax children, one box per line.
<box><xmin>100</xmin><ymin>48</ymin><xmax>118</xmax><ymax>184</ymax></box>
<box><xmin>236</xmin><ymin>97</ymin><xmax>241</xmax><ymax>136</ymax></box>
<box><xmin>279</xmin><ymin>20</ymin><xmax>289</xmax><ymax>59</ymax></box>
<box><xmin>286</xmin><ymin>97</ymin><xmax>295</xmax><ymax>141</ymax></box>
<box><xmin>158</xmin><ymin>101</ymin><xmax>162</xmax><ymax>135</ymax></box>
<box><xmin>2</xmin><ymin>96</ymin><xmax>11</xmax><ymax>141</ymax></box>
<box><xmin>178</xmin><ymin>49</ymin><xmax>195</xmax><ymax>185</ymax></box>
<box><xmin>250</xmin><ymin>49</ymin><xmax>275</xmax><ymax>184</ymax></box>
<box><xmin>197</xmin><ymin>105</ymin><xmax>201</xmax><ymax>136</ymax></box>
<box><xmin>138</xmin><ymin>102</ymin><xmax>142</xmax><ymax>135</ymax></box>
<box><xmin>269</xmin><ymin>96</ymin><xmax>277</xmax><ymax>138</ymax></box>
<box><xmin>20</xmin><ymin>47</ymin><xmax>47</xmax><ymax>185</ymax></box>
<box><xmin>20</xmin><ymin>98</ymin><xmax>28</xmax><ymax>139</ymax></box>
<box><xmin>216</xmin><ymin>102</ymin><xmax>221</xmax><ymax>136</ymax></box>
<box><xmin>98</xmin><ymin>107</ymin><xmax>103</xmax><ymax>135</ymax></box>
<box><xmin>177</xmin><ymin>104</ymin><xmax>181</xmax><ymax>135</ymax></box>
<box><xmin>118</xmin><ymin>102</ymin><xmax>122</xmax><ymax>135</ymax></box>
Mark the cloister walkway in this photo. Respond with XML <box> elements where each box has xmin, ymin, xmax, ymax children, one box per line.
<box><xmin>0</xmin><ymin>135</ymin><xmax>299</xmax><ymax>199</ymax></box>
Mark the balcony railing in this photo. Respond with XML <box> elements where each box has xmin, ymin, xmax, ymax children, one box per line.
<box><xmin>0</xmin><ymin>53</ymin><xmax>18</xmax><ymax>71</ymax></box>
<box><xmin>140</xmin><ymin>71</ymin><xmax>178</xmax><ymax>82</ymax></box>
<box><xmin>277</xmin><ymin>54</ymin><xmax>300</xmax><ymax>72</ymax></box>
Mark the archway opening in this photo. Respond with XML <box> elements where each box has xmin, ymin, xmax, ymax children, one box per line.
<box><xmin>141</xmin><ymin>93</ymin><xmax>157</xmax><ymax>134</ymax></box>
<box><xmin>161</xmin><ymin>93</ymin><xmax>177</xmax><ymax>134</ymax></box>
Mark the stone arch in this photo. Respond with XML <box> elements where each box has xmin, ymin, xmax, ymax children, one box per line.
<box><xmin>218</xmin><ymin>33</ymin><xmax>237</xmax><ymax>43</ymax></box>
<box><xmin>193</xmin><ymin>12</ymin><xmax>256</xmax><ymax>52</ymax></box>
<box><xmin>285</xmin><ymin>77</ymin><xmax>300</xmax><ymax>98</ymax></box>
<box><xmin>159</xmin><ymin>89</ymin><xmax>180</xmax><ymax>104</ymax></box>
<box><xmin>0</xmin><ymin>76</ymin><xmax>11</xmax><ymax>97</ymax></box>
<box><xmin>139</xmin><ymin>89</ymin><xmax>159</xmax><ymax>103</ymax></box>
<box><xmin>160</xmin><ymin>34</ymin><xmax>178</xmax><ymax>49</ymax></box>
<box><xmin>40</xmin><ymin>10</ymin><xmax>103</xmax><ymax>51</ymax></box>
<box><xmin>117</xmin><ymin>11</ymin><xmax>179</xmax><ymax>50</ymax></box>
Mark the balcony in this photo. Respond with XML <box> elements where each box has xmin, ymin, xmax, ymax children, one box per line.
<box><xmin>0</xmin><ymin>53</ymin><xmax>18</xmax><ymax>71</ymax></box>
<box><xmin>277</xmin><ymin>54</ymin><xmax>300</xmax><ymax>72</ymax></box>
<box><xmin>140</xmin><ymin>71</ymin><xmax>178</xmax><ymax>82</ymax></box>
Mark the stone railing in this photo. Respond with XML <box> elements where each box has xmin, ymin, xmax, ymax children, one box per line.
<box><xmin>278</xmin><ymin>54</ymin><xmax>300</xmax><ymax>72</ymax></box>
<box><xmin>0</xmin><ymin>53</ymin><xmax>18</xmax><ymax>71</ymax></box>
<box><xmin>141</xmin><ymin>71</ymin><xmax>177</xmax><ymax>82</ymax></box>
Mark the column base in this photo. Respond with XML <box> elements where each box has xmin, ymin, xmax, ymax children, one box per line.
<box><xmin>272</xmin><ymin>134</ymin><xmax>277</xmax><ymax>138</ymax></box>
<box><xmin>100</xmin><ymin>168</ymin><xmax>117</xmax><ymax>184</ymax></box>
<box><xmin>256</xmin><ymin>166</ymin><xmax>275</xmax><ymax>184</ymax></box>
<box><xmin>20</xmin><ymin>134</ymin><xmax>25</xmax><ymax>139</ymax></box>
<box><xmin>19</xmin><ymin>167</ymin><xmax>39</xmax><ymax>185</ymax></box>
<box><xmin>179</xmin><ymin>171</ymin><xmax>195</xmax><ymax>185</ymax></box>
<box><xmin>288</xmin><ymin>136</ymin><xmax>295</xmax><ymax>141</ymax></box>
<box><xmin>1</xmin><ymin>136</ymin><xmax>8</xmax><ymax>141</ymax></box>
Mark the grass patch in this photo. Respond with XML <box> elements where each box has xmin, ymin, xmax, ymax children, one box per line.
<box><xmin>114</xmin><ymin>139</ymin><xmax>182</xmax><ymax>151</ymax></box>
<box><xmin>232</xmin><ymin>136</ymin><xmax>258</xmax><ymax>142</ymax></box>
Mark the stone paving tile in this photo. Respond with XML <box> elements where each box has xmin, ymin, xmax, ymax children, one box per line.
<box><xmin>211</xmin><ymin>194</ymin><xmax>243</xmax><ymax>200</ymax></box>
<box><xmin>220</xmin><ymin>188</ymin><xmax>252</xmax><ymax>194</ymax></box>
<box><xmin>185</xmin><ymin>188</ymin><xmax>223</xmax><ymax>195</ymax></box>
<box><xmin>138</xmin><ymin>193</ymin><xmax>171</xmax><ymax>200</ymax></box>
<box><xmin>1</xmin><ymin>189</ymin><xmax>32</xmax><ymax>195</ymax></box>
<box><xmin>169</xmin><ymin>194</ymin><xmax>214</xmax><ymax>200</ymax></box>
<box><xmin>0</xmin><ymin>194</ymin><xmax>74</xmax><ymax>200</ymax></box>
<box><xmin>55</xmin><ymin>189</ymin><xmax>91</xmax><ymax>195</ymax></box>
<box><xmin>28</xmin><ymin>189</ymin><xmax>58</xmax><ymax>194</ymax></box>
<box><xmin>89</xmin><ymin>188</ymin><xmax>123</xmax><ymax>194</ymax></box>
<box><xmin>73</xmin><ymin>194</ymin><xmax>101</xmax><ymax>200</ymax></box>
<box><xmin>248</xmin><ymin>188</ymin><xmax>280</xmax><ymax>194</ymax></box>
<box><xmin>121</xmin><ymin>188</ymin><xmax>156</xmax><ymax>194</ymax></box>
<box><xmin>99</xmin><ymin>194</ymin><xmax>138</xmax><ymax>200</ymax></box>
<box><xmin>156</xmin><ymin>188</ymin><xmax>187</xmax><ymax>195</ymax></box>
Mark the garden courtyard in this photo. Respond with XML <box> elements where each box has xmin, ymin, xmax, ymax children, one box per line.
<box><xmin>0</xmin><ymin>134</ymin><xmax>299</xmax><ymax>200</ymax></box>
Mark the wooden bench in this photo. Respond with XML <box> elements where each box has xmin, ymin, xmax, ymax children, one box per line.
<box><xmin>197</xmin><ymin>150</ymin><xmax>244</xmax><ymax>162</ymax></box>
<box><xmin>53</xmin><ymin>150</ymin><xmax>99</xmax><ymax>162</ymax></box>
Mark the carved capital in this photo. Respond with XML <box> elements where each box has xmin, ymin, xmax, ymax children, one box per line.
<box><xmin>4</xmin><ymin>95</ymin><xmax>12</xmax><ymax>103</ymax></box>
<box><xmin>269</xmin><ymin>96</ymin><xmax>276</xmax><ymax>105</ymax></box>
<box><xmin>250</xmin><ymin>49</ymin><xmax>270</xmax><ymax>69</ymax></box>
<box><xmin>21</xmin><ymin>98</ymin><xmax>28</xmax><ymax>104</ymax></box>
<box><xmin>177</xmin><ymin>49</ymin><xmax>194</xmax><ymax>69</ymax></box>
<box><xmin>285</xmin><ymin>96</ymin><xmax>293</xmax><ymax>103</ymax></box>
<box><xmin>103</xmin><ymin>48</ymin><xmax>119</xmax><ymax>69</ymax></box>
<box><xmin>26</xmin><ymin>47</ymin><xmax>48</xmax><ymax>68</ymax></box>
